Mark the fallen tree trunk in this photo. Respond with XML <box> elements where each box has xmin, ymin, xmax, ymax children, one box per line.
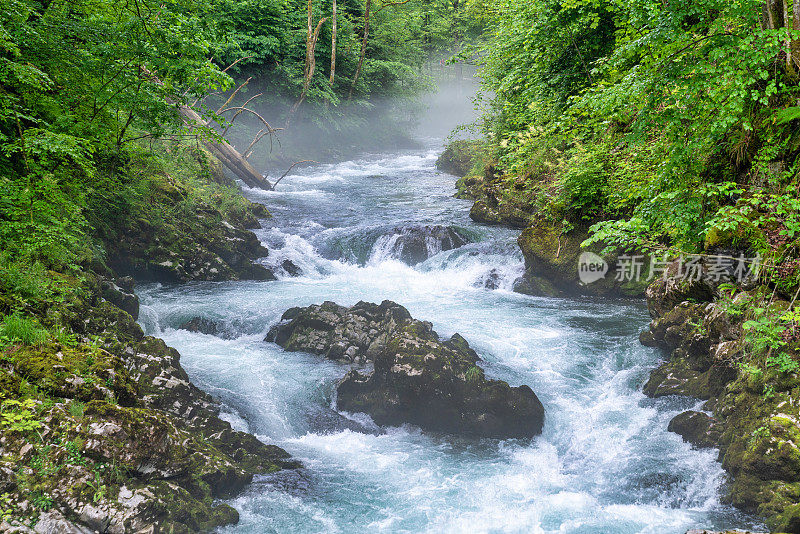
<box><xmin>178</xmin><ymin>105</ymin><xmax>272</xmax><ymax>190</ymax></box>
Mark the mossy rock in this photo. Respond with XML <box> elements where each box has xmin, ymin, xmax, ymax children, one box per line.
<box><xmin>516</xmin><ymin>218</ymin><xmax>647</xmax><ymax>297</ymax></box>
<box><xmin>270</xmin><ymin>300</ymin><xmax>545</xmax><ymax>438</ymax></box>
<box><xmin>8</xmin><ymin>343</ymin><xmax>138</xmax><ymax>405</ymax></box>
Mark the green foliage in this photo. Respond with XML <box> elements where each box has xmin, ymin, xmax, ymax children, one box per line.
<box><xmin>30</xmin><ymin>491</ymin><xmax>53</xmax><ymax>512</ymax></box>
<box><xmin>0</xmin><ymin>314</ymin><xmax>48</xmax><ymax>346</ymax></box>
<box><xmin>68</xmin><ymin>401</ymin><xmax>85</xmax><ymax>419</ymax></box>
<box><xmin>0</xmin><ymin>398</ymin><xmax>41</xmax><ymax>433</ymax></box>
<box><xmin>465</xmin><ymin>365</ymin><xmax>482</xmax><ymax>383</ymax></box>
<box><xmin>477</xmin><ymin>0</ymin><xmax>800</xmax><ymax>256</ymax></box>
<box><xmin>212</xmin><ymin>0</ymin><xmax>481</xmax><ymax>107</ymax></box>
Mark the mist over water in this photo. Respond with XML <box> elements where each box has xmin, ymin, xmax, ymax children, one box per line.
<box><xmin>137</xmin><ymin>80</ymin><xmax>763</xmax><ymax>533</ymax></box>
<box><xmin>221</xmin><ymin>64</ymin><xmax>481</xmax><ymax>172</ymax></box>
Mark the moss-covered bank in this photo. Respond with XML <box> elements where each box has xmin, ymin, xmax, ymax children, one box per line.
<box><xmin>642</xmin><ymin>271</ymin><xmax>800</xmax><ymax>533</ymax></box>
<box><xmin>0</xmin><ymin>142</ymin><xmax>296</xmax><ymax>531</ymax></box>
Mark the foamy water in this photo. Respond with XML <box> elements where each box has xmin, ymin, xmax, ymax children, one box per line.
<box><xmin>137</xmin><ymin>144</ymin><xmax>762</xmax><ymax>533</ymax></box>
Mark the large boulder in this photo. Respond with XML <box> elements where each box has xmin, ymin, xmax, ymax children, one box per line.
<box><xmin>267</xmin><ymin>301</ymin><xmax>545</xmax><ymax>438</ymax></box>
<box><xmin>516</xmin><ymin>218</ymin><xmax>647</xmax><ymax>298</ymax></box>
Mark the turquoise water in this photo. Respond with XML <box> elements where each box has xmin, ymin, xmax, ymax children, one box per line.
<box><xmin>137</xmin><ymin>145</ymin><xmax>762</xmax><ymax>534</ymax></box>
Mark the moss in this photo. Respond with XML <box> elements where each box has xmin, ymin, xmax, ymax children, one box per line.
<box><xmin>8</xmin><ymin>343</ymin><xmax>137</xmax><ymax>405</ymax></box>
<box><xmin>515</xmin><ymin>218</ymin><xmax>645</xmax><ymax>297</ymax></box>
<box><xmin>436</xmin><ymin>140</ymin><xmax>484</xmax><ymax>178</ymax></box>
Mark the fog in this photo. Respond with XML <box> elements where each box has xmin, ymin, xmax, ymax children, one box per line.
<box><xmin>216</xmin><ymin>63</ymin><xmax>483</xmax><ymax>175</ymax></box>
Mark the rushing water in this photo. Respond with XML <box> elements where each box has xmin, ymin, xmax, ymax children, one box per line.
<box><xmin>137</xmin><ymin>143</ymin><xmax>764</xmax><ymax>533</ymax></box>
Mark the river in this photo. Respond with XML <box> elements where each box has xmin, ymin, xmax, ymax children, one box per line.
<box><xmin>137</xmin><ymin>140</ymin><xmax>763</xmax><ymax>533</ymax></box>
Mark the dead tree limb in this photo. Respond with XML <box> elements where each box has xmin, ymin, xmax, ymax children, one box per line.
<box><xmin>220</xmin><ymin>92</ymin><xmax>265</xmax><ymax>135</ymax></box>
<box><xmin>140</xmin><ymin>64</ymin><xmax>273</xmax><ymax>189</ymax></box>
<box><xmin>289</xmin><ymin>0</ymin><xmax>329</xmax><ymax>121</ymax></box>
<box><xmin>272</xmin><ymin>160</ymin><xmax>319</xmax><ymax>189</ymax></box>
<box><xmin>216</xmin><ymin>77</ymin><xmax>252</xmax><ymax>115</ymax></box>
<box><xmin>179</xmin><ymin>105</ymin><xmax>272</xmax><ymax>189</ymax></box>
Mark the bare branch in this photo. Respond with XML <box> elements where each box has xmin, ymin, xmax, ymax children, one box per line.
<box><xmin>222</xmin><ymin>55</ymin><xmax>254</xmax><ymax>73</ymax></box>
<box><xmin>272</xmin><ymin>160</ymin><xmax>319</xmax><ymax>189</ymax></box>
<box><xmin>216</xmin><ymin>78</ymin><xmax>253</xmax><ymax>115</ymax></box>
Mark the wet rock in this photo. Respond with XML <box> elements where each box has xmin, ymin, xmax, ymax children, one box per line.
<box><xmin>470</xmin><ymin>197</ymin><xmax>531</xmax><ymax>228</ymax></box>
<box><xmin>516</xmin><ymin>219</ymin><xmax>647</xmax><ymax>298</ymax></box>
<box><xmin>475</xmin><ymin>268</ymin><xmax>502</xmax><ymax>290</ymax></box>
<box><xmin>269</xmin><ymin>300</ymin><xmax>545</xmax><ymax>439</ymax></box>
<box><xmin>179</xmin><ymin>316</ymin><xmax>220</xmax><ymax>336</ymax></box>
<box><xmin>281</xmin><ymin>259</ymin><xmax>303</xmax><ymax>277</ymax></box>
<box><xmin>99</xmin><ymin>277</ymin><xmax>139</xmax><ymax>320</ymax></box>
<box><xmin>668</xmin><ymin>411</ymin><xmax>720</xmax><ymax>448</ymax></box>
<box><xmin>104</xmin><ymin>186</ymin><xmax>276</xmax><ymax>283</ymax></box>
<box><xmin>381</xmin><ymin>225</ymin><xmax>469</xmax><ymax>265</ymax></box>
<box><xmin>642</xmin><ymin>274</ymin><xmax>800</xmax><ymax>532</ymax></box>
<box><xmin>512</xmin><ymin>275</ymin><xmax>560</xmax><ymax>297</ymax></box>
<box><xmin>266</xmin><ymin>300</ymin><xmax>413</xmax><ymax>364</ymax></box>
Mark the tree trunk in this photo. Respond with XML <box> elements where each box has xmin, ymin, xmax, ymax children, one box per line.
<box><xmin>140</xmin><ymin>65</ymin><xmax>271</xmax><ymax>190</ymax></box>
<box><xmin>792</xmin><ymin>0</ymin><xmax>800</xmax><ymax>71</ymax></box>
<box><xmin>349</xmin><ymin>0</ymin><xmax>371</xmax><ymax>99</ymax></box>
<box><xmin>330</xmin><ymin>0</ymin><xmax>337</xmax><ymax>85</ymax></box>
<box><xmin>289</xmin><ymin>0</ymin><xmax>327</xmax><ymax>119</ymax></box>
<box><xmin>178</xmin><ymin>105</ymin><xmax>272</xmax><ymax>190</ymax></box>
<box><xmin>785</xmin><ymin>0</ymin><xmax>795</xmax><ymax>75</ymax></box>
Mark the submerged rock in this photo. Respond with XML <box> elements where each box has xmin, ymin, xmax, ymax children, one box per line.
<box><xmin>179</xmin><ymin>316</ymin><xmax>221</xmax><ymax>336</ymax></box>
<box><xmin>268</xmin><ymin>300</ymin><xmax>544</xmax><ymax>438</ymax></box>
<box><xmin>376</xmin><ymin>225</ymin><xmax>469</xmax><ymax>265</ymax></box>
<box><xmin>475</xmin><ymin>268</ymin><xmax>503</xmax><ymax>290</ymax></box>
<box><xmin>281</xmin><ymin>259</ymin><xmax>303</xmax><ymax>277</ymax></box>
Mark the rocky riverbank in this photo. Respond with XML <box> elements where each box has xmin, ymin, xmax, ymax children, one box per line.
<box><xmin>642</xmin><ymin>271</ymin><xmax>800</xmax><ymax>533</ymax></box>
<box><xmin>267</xmin><ymin>300</ymin><xmax>545</xmax><ymax>439</ymax></box>
<box><xmin>437</xmin><ymin>142</ymin><xmax>647</xmax><ymax>298</ymax></box>
<box><xmin>439</xmin><ymin>140</ymin><xmax>800</xmax><ymax>532</ymax></box>
<box><xmin>0</xmin><ymin>272</ymin><xmax>297</xmax><ymax>532</ymax></box>
<box><xmin>0</xmin><ymin>147</ymin><xmax>297</xmax><ymax>531</ymax></box>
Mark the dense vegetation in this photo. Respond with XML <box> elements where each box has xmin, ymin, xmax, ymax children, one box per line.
<box><xmin>0</xmin><ymin>0</ymin><xmax>479</xmax><ymax>290</ymax></box>
<box><xmin>468</xmin><ymin>0</ymin><xmax>800</xmax><ymax>348</ymax></box>
<box><xmin>475</xmin><ymin>0</ymin><xmax>800</xmax><ymax>271</ymax></box>
<box><xmin>5</xmin><ymin>0</ymin><xmax>800</xmax><ymax>529</ymax></box>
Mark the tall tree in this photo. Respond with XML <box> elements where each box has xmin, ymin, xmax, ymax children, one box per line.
<box><xmin>349</xmin><ymin>0</ymin><xmax>372</xmax><ymax>99</ymax></box>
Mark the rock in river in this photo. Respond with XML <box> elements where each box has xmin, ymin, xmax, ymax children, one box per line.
<box><xmin>267</xmin><ymin>300</ymin><xmax>544</xmax><ymax>439</ymax></box>
<box><xmin>375</xmin><ymin>225</ymin><xmax>469</xmax><ymax>265</ymax></box>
